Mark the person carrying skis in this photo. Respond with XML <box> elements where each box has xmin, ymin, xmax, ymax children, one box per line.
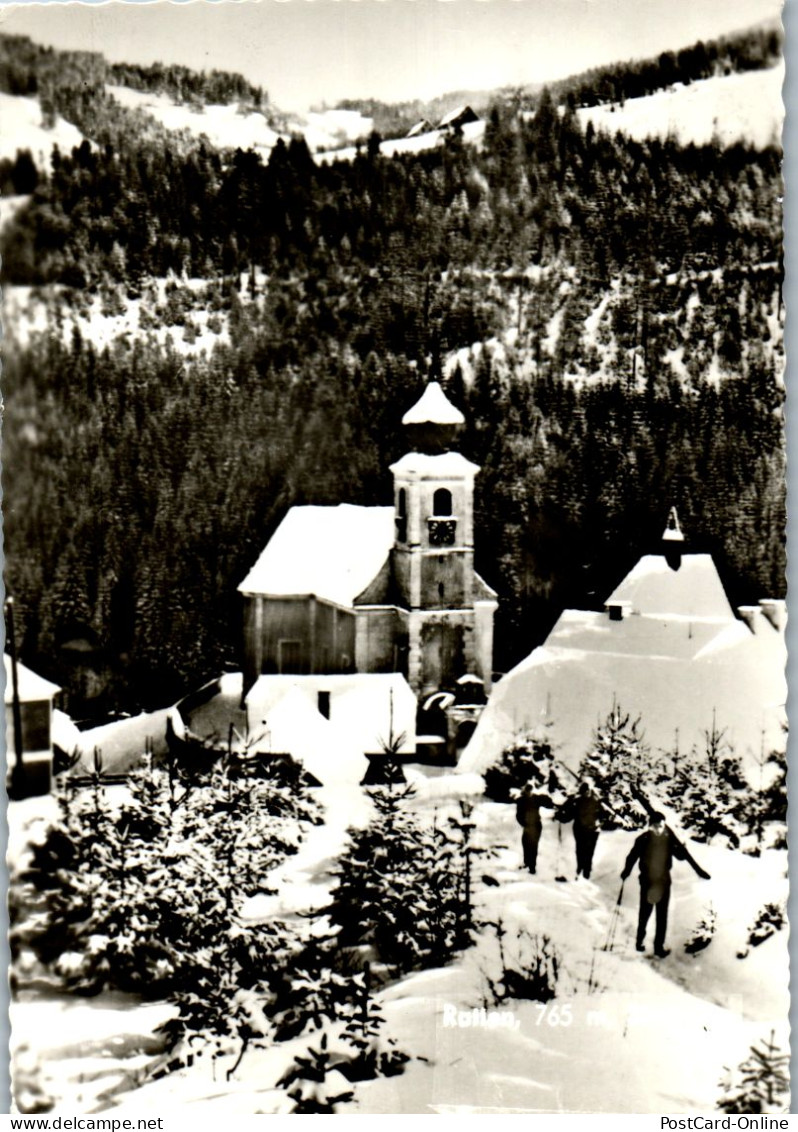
<box><xmin>620</xmin><ymin>810</ymin><xmax>710</xmax><ymax>958</ymax></box>
<box><xmin>558</xmin><ymin>780</ymin><xmax>604</xmax><ymax>879</ymax></box>
<box><xmin>515</xmin><ymin>784</ymin><xmax>554</xmax><ymax>874</ymax></box>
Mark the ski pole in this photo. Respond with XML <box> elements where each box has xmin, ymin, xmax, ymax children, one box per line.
<box><xmin>603</xmin><ymin>881</ymin><xmax>625</xmax><ymax>952</ymax></box>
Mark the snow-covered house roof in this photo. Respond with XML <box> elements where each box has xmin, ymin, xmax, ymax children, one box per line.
<box><xmin>238</xmin><ymin>504</ymin><xmax>395</xmax><ymax>607</ymax></box>
<box><xmin>247</xmin><ymin>673</ymin><xmax>416</xmax><ymax>753</ymax></box>
<box><xmin>4</xmin><ymin>655</ymin><xmax>60</xmax><ymax>703</ymax></box>
<box><xmin>244</xmin><ymin>673</ymin><xmax>417</xmax><ymax>786</ymax></box>
<box><xmin>439</xmin><ymin>105</ymin><xmax>480</xmax><ymax>129</ymax></box>
<box><xmin>402</xmin><ymin>381</ymin><xmax>465</xmax><ymax>426</ymax></box>
<box><xmin>460</xmin><ymin>553</ymin><xmax>786</xmax><ymax>778</ymax></box>
<box><xmin>406</xmin><ymin>119</ymin><xmax>434</xmax><ymax>138</ymax></box>
<box><xmin>255</xmin><ymin>687</ymin><xmax>368</xmax><ymax>788</ymax></box>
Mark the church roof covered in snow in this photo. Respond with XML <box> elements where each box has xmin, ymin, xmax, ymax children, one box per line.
<box><xmin>238</xmin><ymin>504</ymin><xmax>395</xmax><ymax>607</ymax></box>
<box><xmin>402</xmin><ymin>381</ymin><xmax>465</xmax><ymax>426</ymax></box>
<box><xmin>460</xmin><ymin>553</ymin><xmax>786</xmax><ymax>779</ymax></box>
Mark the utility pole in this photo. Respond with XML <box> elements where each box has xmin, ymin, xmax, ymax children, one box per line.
<box><xmin>5</xmin><ymin>597</ymin><xmax>26</xmax><ymax>800</ymax></box>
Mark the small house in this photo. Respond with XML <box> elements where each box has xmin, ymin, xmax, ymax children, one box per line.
<box><xmin>244</xmin><ymin>672</ymin><xmax>418</xmax><ymax>787</ymax></box>
<box><xmin>406</xmin><ymin>119</ymin><xmax>434</xmax><ymax>138</ymax></box>
<box><xmin>438</xmin><ymin>105</ymin><xmax>480</xmax><ymax>131</ymax></box>
<box><xmin>5</xmin><ymin>655</ymin><xmax>60</xmax><ymax>796</ymax></box>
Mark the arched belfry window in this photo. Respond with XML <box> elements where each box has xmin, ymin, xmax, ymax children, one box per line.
<box><xmin>396</xmin><ymin>488</ymin><xmax>407</xmax><ymax>542</ymax></box>
<box><xmin>428</xmin><ymin>487</ymin><xmax>456</xmax><ymax>546</ymax></box>
<box><xmin>433</xmin><ymin>487</ymin><xmax>453</xmax><ymax>517</ymax></box>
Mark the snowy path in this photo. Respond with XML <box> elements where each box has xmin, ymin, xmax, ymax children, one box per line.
<box><xmin>350</xmin><ymin>799</ymin><xmax>789</xmax><ymax>1114</ymax></box>
<box><xmin>12</xmin><ymin>781</ymin><xmax>788</xmax><ymax>1114</ymax></box>
<box><xmin>240</xmin><ymin>784</ymin><xmax>373</xmax><ymax>922</ymax></box>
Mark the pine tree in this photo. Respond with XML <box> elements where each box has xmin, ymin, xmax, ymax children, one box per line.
<box><xmin>578</xmin><ymin>701</ymin><xmax>649</xmax><ymax>830</ymax></box>
<box><xmin>668</xmin><ymin>716</ymin><xmax>748</xmax><ymax>847</ymax></box>
<box><xmin>328</xmin><ymin>788</ymin><xmax>471</xmax><ymax>974</ymax></box>
<box><xmin>277</xmin><ymin>1033</ymin><xmax>355</xmax><ymax>1114</ymax></box>
<box><xmin>484</xmin><ymin>730</ymin><xmax>563</xmax><ymax>804</ymax></box>
<box><xmin>718</xmin><ymin>1032</ymin><xmax>790</xmax><ymax>1114</ymax></box>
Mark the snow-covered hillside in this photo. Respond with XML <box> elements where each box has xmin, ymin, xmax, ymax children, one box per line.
<box><xmin>2</xmin><ymin>272</ymin><xmax>273</xmax><ymax>359</ymax></box>
<box><xmin>1</xmin><ymin>193</ymin><xmax>32</xmax><ymax>231</ymax></box>
<box><xmin>0</xmin><ymin>91</ymin><xmax>86</xmax><ymax>168</ymax></box>
<box><xmin>443</xmin><ymin>262</ymin><xmax>784</xmax><ymax>392</ymax></box>
<box><xmin>104</xmin><ymin>84</ymin><xmax>480</xmax><ymax>162</ymax></box>
<box><xmin>316</xmin><ymin>118</ymin><xmax>486</xmax><ymax>165</ymax></box>
<box><xmin>105</xmin><ymin>86</ymin><xmax>377</xmax><ymax>157</ymax></box>
<box><xmin>303</xmin><ymin>108</ymin><xmax>374</xmax><ymax>152</ymax></box>
<box><xmin>578</xmin><ymin>64</ymin><xmax>784</xmax><ymax>149</ymax></box>
<box><xmin>106</xmin><ymin>85</ymin><xmax>283</xmax><ymax>156</ymax></box>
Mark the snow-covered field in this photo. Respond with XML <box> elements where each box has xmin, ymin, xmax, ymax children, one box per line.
<box><xmin>316</xmin><ymin>118</ymin><xmax>485</xmax><ymax>165</ymax></box>
<box><xmin>0</xmin><ymin>91</ymin><xmax>86</xmax><ymax>168</ymax></box>
<box><xmin>105</xmin><ymin>85</ymin><xmax>283</xmax><ymax>156</ymax></box>
<box><xmin>303</xmin><ymin>108</ymin><xmax>374</xmax><ymax>152</ymax></box>
<box><xmin>105</xmin><ymin>86</ymin><xmax>377</xmax><ymax>157</ymax></box>
<box><xmin>10</xmin><ymin>775</ymin><xmax>788</xmax><ymax>1114</ymax></box>
<box><xmin>578</xmin><ymin>64</ymin><xmax>784</xmax><ymax>149</ymax></box>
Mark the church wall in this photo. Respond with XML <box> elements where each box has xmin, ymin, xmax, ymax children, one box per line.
<box><xmin>243</xmin><ymin>595</ymin><xmax>356</xmax><ymax>691</ymax></box>
<box><xmin>392</xmin><ymin>547</ymin><xmax>414</xmax><ymax>610</ymax></box>
<box><xmin>420</xmin><ymin>553</ymin><xmax>467</xmax><ymax>608</ymax></box>
<box><xmin>474</xmin><ymin>601</ymin><xmax>496</xmax><ymax>692</ymax></box>
<box><xmin>419</xmin><ymin>617</ymin><xmax>466</xmax><ymax>692</ymax></box>
<box><xmin>355</xmin><ymin>608</ymin><xmax>409</xmax><ymax>675</ymax></box>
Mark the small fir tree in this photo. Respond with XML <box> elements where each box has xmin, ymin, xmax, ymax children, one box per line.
<box><xmin>718</xmin><ymin>1031</ymin><xmax>790</xmax><ymax>1113</ymax></box>
<box><xmin>484</xmin><ymin>730</ymin><xmax>563</xmax><ymax>804</ymax></box>
<box><xmin>577</xmin><ymin>701</ymin><xmax>648</xmax><ymax>830</ymax></box>
<box><xmin>670</xmin><ymin>716</ymin><xmax>748</xmax><ymax>847</ymax></box>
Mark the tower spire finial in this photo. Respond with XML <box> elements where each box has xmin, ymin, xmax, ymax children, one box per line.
<box><xmin>402</xmin><ymin>381</ymin><xmax>465</xmax><ymax>454</ymax></box>
<box><xmin>662</xmin><ymin>506</ymin><xmax>684</xmax><ymax>571</ymax></box>
<box><xmin>662</xmin><ymin>506</ymin><xmax>684</xmax><ymax>543</ymax></box>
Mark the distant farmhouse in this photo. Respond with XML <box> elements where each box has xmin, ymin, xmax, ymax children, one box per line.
<box><xmin>438</xmin><ymin>105</ymin><xmax>480</xmax><ymax>131</ymax></box>
<box><xmin>461</xmin><ymin>510</ymin><xmax>787</xmax><ymax>776</ymax></box>
<box><xmin>238</xmin><ymin>382</ymin><xmax>497</xmax><ymax>701</ymax></box>
<box><xmin>404</xmin><ymin>106</ymin><xmax>480</xmax><ymax>141</ymax></box>
<box><xmin>406</xmin><ymin>118</ymin><xmax>433</xmax><ymax>138</ymax></box>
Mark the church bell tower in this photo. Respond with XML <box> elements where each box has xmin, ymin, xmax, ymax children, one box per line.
<box><xmin>390</xmin><ymin>383</ymin><xmax>495</xmax><ymax>695</ymax></box>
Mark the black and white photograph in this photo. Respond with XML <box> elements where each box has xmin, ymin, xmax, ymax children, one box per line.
<box><xmin>1</xmin><ymin>0</ymin><xmax>789</xmax><ymax>1115</ymax></box>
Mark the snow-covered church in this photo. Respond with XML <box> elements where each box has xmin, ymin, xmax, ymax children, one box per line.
<box><xmin>239</xmin><ymin>383</ymin><xmax>498</xmax><ymax>701</ymax></box>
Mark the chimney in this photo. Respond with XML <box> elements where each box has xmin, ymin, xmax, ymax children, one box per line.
<box><xmin>317</xmin><ymin>690</ymin><xmax>331</xmax><ymax>719</ymax></box>
<box><xmin>607</xmin><ymin>600</ymin><xmax>632</xmax><ymax>622</ymax></box>
<box><xmin>737</xmin><ymin>605</ymin><xmax>764</xmax><ymax>634</ymax></box>
<box><xmin>759</xmin><ymin>599</ymin><xmax>786</xmax><ymax>633</ymax></box>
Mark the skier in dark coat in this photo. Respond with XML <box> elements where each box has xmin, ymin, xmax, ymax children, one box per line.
<box><xmin>621</xmin><ymin>811</ymin><xmax>710</xmax><ymax>957</ymax></box>
<box><xmin>558</xmin><ymin>780</ymin><xmax>604</xmax><ymax>879</ymax></box>
<box><xmin>515</xmin><ymin>785</ymin><xmax>554</xmax><ymax>874</ymax></box>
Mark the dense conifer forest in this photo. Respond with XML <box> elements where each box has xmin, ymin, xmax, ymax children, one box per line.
<box><xmin>0</xmin><ymin>28</ymin><xmax>785</xmax><ymax>718</ymax></box>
